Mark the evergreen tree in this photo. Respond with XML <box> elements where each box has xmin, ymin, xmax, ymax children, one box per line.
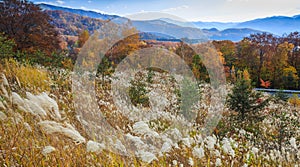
<box><xmin>97</xmin><ymin>56</ymin><xmax>113</xmax><ymax>82</ymax></box>
<box><xmin>227</xmin><ymin>70</ymin><xmax>269</xmax><ymax>120</ymax></box>
<box><xmin>128</xmin><ymin>74</ymin><xmax>149</xmax><ymax>107</ymax></box>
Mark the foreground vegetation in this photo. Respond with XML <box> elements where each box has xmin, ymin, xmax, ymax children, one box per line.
<box><xmin>0</xmin><ymin>59</ymin><xmax>299</xmax><ymax>166</ymax></box>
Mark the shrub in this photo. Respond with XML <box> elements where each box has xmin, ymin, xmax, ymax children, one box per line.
<box><xmin>0</xmin><ymin>33</ymin><xmax>15</xmax><ymax>59</ymax></box>
<box><xmin>288</xmin><ymin>94</ymin><xmax>300</xmax><ymax>107</ymax></box>
<box><xmin>16</xmin><ymin>50</ymin><xmax>72</xmax><ymax>69</ymax></box>
<box><xmin>273</xmin><ymin>90</ymin><xmax>289</xmax><ymax>102</ymax></box>
<box><xmin>146</xmin><ymin>68</ymin><xmax>155</xmax><ymax>84</ymax></box>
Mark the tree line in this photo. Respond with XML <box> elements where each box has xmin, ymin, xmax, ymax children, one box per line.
<box><xmin>212</xmin><ymin>32</ymin><xmax>300</xmax><ymax>90</ymax></box>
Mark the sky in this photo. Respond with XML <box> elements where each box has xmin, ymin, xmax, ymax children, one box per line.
<box><xmin>31</xmin><ymin>0</ymin><xmax>300</xmax><ymax>22</ymax></box>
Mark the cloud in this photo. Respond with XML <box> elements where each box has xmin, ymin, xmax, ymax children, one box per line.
<box><xmin>161</xmin><ymin>5</ymin><xmax>189</xmax><ymax>12</ymax></box>
<box><xmin>78</xmin><ymin>6</ymin><xmax>111</xmax><ymax>14</ymax></box>
<box><xmin>88</xmin><ymin>0</ymin><xmax>92</xmax><ymax>3</ymax></box>
<box><xmin>56</xmin><ymin>0</ymin><xmax>65</xmax><ymax>5</ymax></box>
<box><xmin>226</xmin><ymin>0</ymin><xmax>250</xmax><ymax>2</ymax></box>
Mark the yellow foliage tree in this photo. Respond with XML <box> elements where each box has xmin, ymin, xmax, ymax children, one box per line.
<box><xmin>78</xmin><ymin>30</ymin><xmax>90</xmax><ymax>47</ymax></box>
<box><xmin>288</xmin><ymin>94</ymin><xmax>300</xmax><ymax>107</ymax></box>
<box><xmin>283</xmin><ymin>66</ymin><xmax>299</xmax><ymax>89</ymax></box>
<box><xmin>243</xmin><ymin>69</ymin><xmax>251</xmax><ymax>83</ymax></box>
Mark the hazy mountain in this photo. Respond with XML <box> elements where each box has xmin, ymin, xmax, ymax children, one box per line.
<box><xmin>132</xmin><ymin>20</ymin><xmax>208</xmax><ymax>40</ymax></box>
<box><xmin>192</xmin><ymin>21</ymin><xmax>238</xmax><ymax>31</ymax></box>
<box><xmin>235</xmin><ymin>15</ymin><xmax>300</xmax><ymax>35</ymax></box>
<box><xmin>168</xmin><ymin>15</ymin><xmax>300</xmax><ymax>36</ymax></box>
<box><xmin>132</xmin><ymin>20</ymin><xmax>263</xmax><ymax>42</ymax></box>
<box><xmin>139</xmin><ymin>32</ymin><xmax>180</xmax><ymax>41</ymax></box>
<box><xmin>204</xmin><ymin>28</ymin><xmax>263</xmax><ymax>41</ymax></box>
<box><xmin>159</xmin><ymin>18</ymin><xmax>197</xmax><ymax>28</ymax></box>
<box><xmin>40</xmin><ymin>3</ymin><xmax>267</xmax><ymax>41</ymax></box>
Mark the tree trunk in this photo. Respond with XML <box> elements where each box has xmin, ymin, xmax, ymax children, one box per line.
<box><xmin>257</xmin><ymin>50</ymin><xmax>264</xmax><ymax>87</ymax></box>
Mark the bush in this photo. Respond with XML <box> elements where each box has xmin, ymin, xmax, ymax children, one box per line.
<box><xmin>15</xmin><ymin>50</ymin><xmax>73</xmax><ymax>69</ymax></box>
<box><xmin>288</xmin><ymin>94</ymin><xmax>300</xmax><ymax>107</ymax></box>
<box><xmin>0</xmin><ymin>33</ymin><xmax>15</xmax><ymax>59</ymax></box>
<box><xmin>273</xmin><ymin>90</ymin><xmax>289</xmax><ymax>102</ymax></box>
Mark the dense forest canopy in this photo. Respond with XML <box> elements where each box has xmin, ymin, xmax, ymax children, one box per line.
<box><xmin>1</xmin><ymin>0</ymin><xmax>300</xmax><ymax>90</ymax></box>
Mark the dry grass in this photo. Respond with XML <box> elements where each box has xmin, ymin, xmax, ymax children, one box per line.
<box><xmin>0</xmin><ymin>61</ymin><xmax>299</xmax><ymax>166</ymax></box>
<box><xmin>0</xmin><ymin>59</ymin><xmax>51</xmax><ymax>94</ymax></box>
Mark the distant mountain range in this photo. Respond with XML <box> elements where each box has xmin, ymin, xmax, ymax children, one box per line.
<box><xmin>39</xmin><ymin>3</ymin><xmax>300</xmax><ymax>42</ymax></box>
<box><xmin>192</xmin><ymin>15</ymin><xmax>300</xmax><ymax>35</ymax></box>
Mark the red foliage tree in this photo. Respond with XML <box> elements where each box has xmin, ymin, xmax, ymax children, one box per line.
<box><xmin>0</xmin><ymin>0</ymin><xmax>60</xmax><ymax>55</ymax></box>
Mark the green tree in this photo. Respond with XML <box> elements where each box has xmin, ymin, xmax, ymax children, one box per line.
<box><xmin>0</xmin><ymin>33</ymin><xmax>15</xmax><ymax>59</ymax></box>
<box><xmin>227</xmin><ymin>70</ymin><xmax>269</xmax><ymax>120</ymax></box>
<box><xmin>97</xmin><ymin>56</ymin><xmax>113</xmax><ymax>82</ymax></box>
<box><xmin>128</xmin><ymin>74</ymin><xmax>149</xmax><ymax>107</ymax></box>
<box><xmin>180</xmin><ymin>77</ymin><xmax>199</xmax><ymax>120</ymax></box>
<box><xmin>282</xmin><ymin>66</ymin><xmax>299</xmax><ymax>89</ymax></box>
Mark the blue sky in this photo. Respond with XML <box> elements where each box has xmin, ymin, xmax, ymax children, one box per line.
<box><xmin>31</xmin><ymin>0</ymin><xmax>300</xmax><ymax>22</ymax></box>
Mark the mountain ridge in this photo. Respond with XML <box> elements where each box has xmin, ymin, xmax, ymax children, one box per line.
<box><xmin>40</xmin><ymin>3</ymin><xmax>276</xmax><ymax>41</ymax></box>
<box><xmin>39</xmin><ymin>3</ymin><xmax>119</xmax><ymax>20</ymax></box>
<box><xmin>190</xmin><ymin>15</ymin><xmax>300</xmax><ymax>35</ymax></box>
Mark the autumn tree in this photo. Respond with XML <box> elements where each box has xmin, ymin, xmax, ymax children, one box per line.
<box><xmin>78</xmin><ymin>30</ymin><xmax>90</xmax><ymax>48</ymax></box>
<box><xmin>0</xmin><ymin>0</ymin><xmax>60</xmax><ymax>55</ymax></box>
<box><xmin>191</xmin><ymin>54</ymin><xmax>209</xmax><ymax>81</ymax></box>
<box><xmin>245</xmin><ymin>33</ymin><xmax>278</xmax><ymax>87</ymax></box>
<box><xmin>108</xmin><ymin>24</ymin><xmax>140</xmax><ymax>64</ymax></box>
<box><xmin>174</xmin><ymin>41</ymin><xmax>210</xmax><ymax>81</ymax></box>
<box><xmin>175</xmin><ymin>41</ymin><xmax>195</xmax><ymax>67</ymax></box>
<box><xmin>236</xmin><ymin>39</ymin><xmax>259</xmax><ymax>83</ymax></box>
<box><xmin>213</xmin><ymin>40</ymin><xmax>236</xmax><ymax>81</ymax></box>
<box><xmin>212</xmin><ymin>40</ymin><xmax>236</xmax><ymax>66</ymax></box>
<box><xmin>270</xmin><ymin>42</ymin><xmax>294</xmax><ymax>88</ymax></box>
<box><xmin>283</xmin><ymin>32</ymin><xmax>300</xmax><ymax>86</ymax></box>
